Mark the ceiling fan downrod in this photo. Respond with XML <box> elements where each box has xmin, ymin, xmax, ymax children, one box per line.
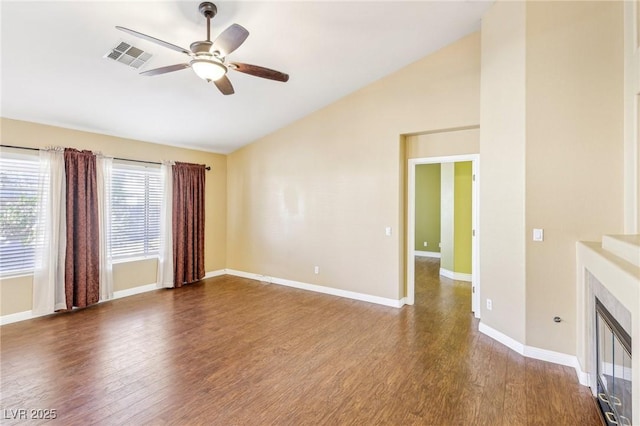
<box><xmin>198</xmin><ymin>2</ymin><xmax>218</xmax><ymax>42</ymax></box>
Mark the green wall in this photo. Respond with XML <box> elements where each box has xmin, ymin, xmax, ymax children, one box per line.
<box><xmin>415</xmin><ymin>161</ymin><xmax>472</xmax><ymax>276</ymax></box>
<box><xmin>454</xmin><ymin>161</ymin><xmax>472</xmax><ymax>274</ymax></box>
<box><xmin>415</xmin><ymin>164</ymin><xmax>441</xmax><ymax>252</ymax></box>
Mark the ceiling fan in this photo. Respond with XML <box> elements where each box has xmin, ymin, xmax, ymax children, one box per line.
<box><xmin>116</xmin><ymin>1</ymin><xmax>289</xmax><ymax>95</ymax></box>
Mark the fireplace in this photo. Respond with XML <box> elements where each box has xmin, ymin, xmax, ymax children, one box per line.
<box><xmin>576</xmin><ymin>234</ymin><xmax>639</xmax><ymax>426</ymax></box>
<box><xmin>596</xmin><ymin>298</ymin><xmax>632</xmax><ymax>425</ymax></box>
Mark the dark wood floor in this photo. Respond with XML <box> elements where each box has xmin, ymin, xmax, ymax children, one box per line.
<box><xmin>1</xmin><ymin>257</ymin><xmax>601</xmax><ymax>425</ymax></box>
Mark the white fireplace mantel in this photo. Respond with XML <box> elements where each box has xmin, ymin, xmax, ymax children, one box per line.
<box><xmin>577</xmin><ymin>234</ymin><xmax>640</xmax><ymax>425</ymax></box>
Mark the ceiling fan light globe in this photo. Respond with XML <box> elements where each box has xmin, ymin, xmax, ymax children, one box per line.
<box><xmin>191</xmin><ymin>59</ymin><xmax>226</xmax><ymax>81</ymax></box>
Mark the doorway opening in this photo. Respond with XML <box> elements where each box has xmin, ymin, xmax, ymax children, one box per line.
<box><xmin>407</xmin><ymin>154</ymin><xmax>480</xmax><ymax>317</ymax></box>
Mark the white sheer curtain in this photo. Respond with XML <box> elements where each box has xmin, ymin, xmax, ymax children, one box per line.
<box><xmin>157</xmin><ymin>162</ymin><xmax>174</xmax><ymax>288</ymax></box>
<box><xmin>32</xmin><ymin>148</ymin><xmax>67</xmax><ymax>315</ymax></box>
<box><xmin>97</xmin><ymin>155</ymin><xmax>113</xmax><ymax>301</ymax></box>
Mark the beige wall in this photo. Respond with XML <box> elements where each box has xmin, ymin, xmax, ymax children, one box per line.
<box><xmin>480</xmin><ymin>0</ymin><xmax>625</xmax><ymax>355</ymax></box>
<box><xmin>524</xmin><ymin>1</ymin><xmax>624</xmax><ymax>353</ymax></box>
<box><xmin>227</xmin><ymin>33</ymin><xmax>481</xmax><ymax>300</ymax></box>
<box><xmin>625</xmin><ymin>0</ymin><xmax>640</xmax><ymax>233</ymax></box>
<box><xmin>0</xmin><ymin>118</ymin><xmax>227</xmax><ymax>316</ymax></box>
<box><xmin>479</xmin><ymin>0</ymin><xmax>527</xmax><ymax>343</ymax></box>
<box><xmin>405</xmin><ymin>127</ymin><xmax>480</xmax><ymax>159</ymax></box>
<box><xmin>113</xmin><ymin>258</ymin><xmax>158</xmax><ymax>291</ymax></box>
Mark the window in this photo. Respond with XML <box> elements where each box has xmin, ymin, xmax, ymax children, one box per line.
<box><xmin>0</xmin><ymin>152</ymin><xmax>41</xmax><ymax>276</ymax></box>
<box><xmin>110</xmin><ymin>163</ymin><xmax>162</xmax><ymax>260</ymax></box>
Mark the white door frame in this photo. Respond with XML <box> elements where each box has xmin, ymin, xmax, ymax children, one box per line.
<box><xmin>407</xmin><ymin>154</ymin><xmax>480</xmax><ymax>318</ymax></box>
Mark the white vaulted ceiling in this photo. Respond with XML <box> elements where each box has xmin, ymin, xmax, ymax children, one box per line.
<box><xmin>1</xmin><ymin>1</ymin><xmax>491</xmax><ymax>153</ymax></box>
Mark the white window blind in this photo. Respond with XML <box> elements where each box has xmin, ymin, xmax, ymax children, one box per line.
<box><xmin>0</xmin><ymin>152</ymin><xmax>41</xmax><ymax>276</ymax></box>
<box><xmin>111</xmin><ymin>163</ymin><xmax>162</xmax><ymax>260</ymax></box>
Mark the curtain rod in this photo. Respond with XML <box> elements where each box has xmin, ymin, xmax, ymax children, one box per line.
<box><xmin>0</xmin><ymin>144</ymin><xmax>211</xmax><ymax>171</ymax></box>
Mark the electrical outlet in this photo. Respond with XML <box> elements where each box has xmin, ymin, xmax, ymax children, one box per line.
<box><xmin>533</xmin><ymin>228</ymin><xmax>544</xmax><ymax>242</ymax></box>
<box><xmin>486</xmin><ymin>299</ymin><xmax>492</xmax><ymax>311</ymax></box>
<box><xmin>314</xmin><ymin>266</ymin><xmax>319</xmax><ymax>274</ymax></box>
<box><xmin>423</xmin><ymin>242</ymin><xmax>428</xmax><ymax>247</ymax></box>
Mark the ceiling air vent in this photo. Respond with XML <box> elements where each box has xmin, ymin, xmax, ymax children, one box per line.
<box><xmin>104</xmin><ymin>42</ymin><xmax>152</xmax><ymax>69</ymax></box>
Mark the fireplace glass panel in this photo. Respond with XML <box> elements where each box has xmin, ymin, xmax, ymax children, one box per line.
<box><xmin>597</xmin><ymin>320</ymin><xmax>613</xmax><ymax>391</ymax></box>
<box><xmin>617</xmin><ymin>343</ymin><xmax>632</xmax><ymax>423</ymax></box>
<box><xmin>596</xmin><ymin>298</ymin><xmax>632</xmax><ymax>426</ymax></box>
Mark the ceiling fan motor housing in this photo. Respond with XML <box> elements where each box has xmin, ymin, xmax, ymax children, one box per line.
<box><xmin>190</xmin><ymin>41</ymin><xmax>215</xmax><ymax>55</ymax></box>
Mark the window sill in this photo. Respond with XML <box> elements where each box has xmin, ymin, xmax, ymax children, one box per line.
<box><xmin>0</xmin><ymin>271</ymin><xmax>34</xmax><ymax>280</ymax></box>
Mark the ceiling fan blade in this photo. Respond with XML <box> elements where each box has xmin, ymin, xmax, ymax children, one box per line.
<box><xmin>140</xmin><ymin>63</ymin><xmax>190</xmax><ymax>76</ymax></box>
<box><xmin>213</xmin><ymin>75</ymin><xmax>235</xmax><ymax>95</ymax></box>
<box><xmin>211</xmin><ymin>24</ymin><xmax>249</xmax><ymax>56</ymax></box>
<box><xmin>116</xmin><ymin>26</ymin><xmax>191</xmax><ymax>56</ymax></box>
<box><xmin>230</xmin><ymin>63</ymin><xmax>289</xmax><ymax>82</ymax></box>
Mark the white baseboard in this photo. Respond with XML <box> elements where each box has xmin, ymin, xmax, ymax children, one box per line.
<box><xmin>204</xmin><ymin>269</ymin><xmax>226</xmax><ymax>279</ymax></box>
<box><xmin>439</xmin><ymin>268</ymin><xmax>472</xmax><ymax>282</ymax></box>
<box><xmin>478</xmin><ymin>322</ymin><xmax>589</xmax><ymax>386</ymax></box>
<box><xmin>478</xmin><ymin>322</ymin><xmax>525</xmax><ymax>353</ymax></box>
<box><xmin>0</xmin><ymin>310</ymin><xmax>37</xmax><ymax>326</ymax></box>
<box><xmin>114</xmin><ymin>270</ymin><xmax>224</xmax><ymax>296</ymax></box>
<box><xmin>415</xmin><ymin>251</ymin><xmax>441</xmax><ymax>258</ymax></box>
<box><xmin>225</xmin><ymin>269</ymin><xmax>262</xmax><ymax>281</ymax></box>
<box><xmin>113</xmin><ymin>283</ymin><xmax>159</xmax><ymax>299</ymax></box>
<box><xmin>225</xmin><ymin>269</ymin><xmax>405</xmax><ymax>308</ymax></box>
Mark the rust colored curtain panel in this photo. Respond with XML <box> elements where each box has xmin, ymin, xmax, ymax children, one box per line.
<box><xmin>172</xmin><ymin>162</ymin><xmax>206</xmax><ymax>287</ymax></box>
<box><xmin>64</xmin><ymin>148</ymin><xmax>100</xmax><ymax>309</ymax></box>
